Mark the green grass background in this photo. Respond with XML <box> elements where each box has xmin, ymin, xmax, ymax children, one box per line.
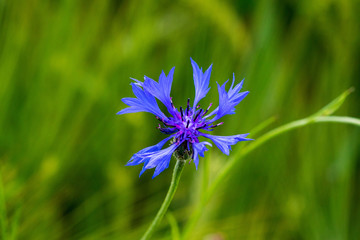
<box><xmin>0</xmin><ymin>0</ymin><xmax>359</xmax><ymax>239</ymax></box>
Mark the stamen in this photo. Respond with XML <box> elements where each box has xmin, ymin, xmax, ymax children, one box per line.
<box><xmin>170</xmin><ymin>97</ymin><xmax>175</xmax><ymax>109</ymax></box>
<box><xmin>193</xmin><ymin>109</ymin><xmax>203</xmax><ymax>121</ymax></box>
<box><xmin>186</xmin><ymin>120</ymin><xmax>190</xmax><ymax>128</ymax></box>
<box><xmin>156</xmin><ymin>116</ymin><xmax>172</xmax><ymax>126</ymax></box>
<box><xmin>161</xmin><ymin>119</ymin><xmax>174</xmax><ymax>127</ymax></box>
<box><xmin>203</xmin><ymin>103</ymin><xmax>213</xmax><ymax>115</ymax></box>
<box><xmin>181</xmin><ymin>132</ymin><xmax>185</xmax><ymax>140</ymax></box>
<box><xmin>180</xmin><ymin>107</ymin><xmax>184</xmax><ymax>119</ymax></box>
<box><xmin>210</xmin><ymin>122</ymin><xmax>224</xmax><ymax>128</ymax></box>
<box><xmin>186</xmin><ymin>98</ymin><xmax>190</xmax><ymax>115</ymax></box>
<box><xmin>156</xmin><ymin>116</ymin><xmax>165</xmax><ymax>124</ymax></box>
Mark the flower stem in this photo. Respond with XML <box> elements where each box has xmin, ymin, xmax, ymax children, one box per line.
<box><xmin>141</xmin><ymin>159</ymin><xmax>186</xmax><ymax>240</ymax></box>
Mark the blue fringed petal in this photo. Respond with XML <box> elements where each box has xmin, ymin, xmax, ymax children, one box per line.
<box><xmin>139</xmin><ymin>143</ymin><xmax>179</xmax><ymax>178</ymax></box>
<box><xmin>192</xmin><ymin>141</ymin><xmax>212</xmax><ymax>170</ymax></box>
<box><xmin>142</xmin><ymin>67</ymin><xmax>175</xmax><ymax>114</ymax></box>
<box><xmin>201</xmin><ymin>133</ymin><xmax>252</xmax><ymax>155</ymax></box>
<box><xmin>208</xmin><ymin>74</ymin><xmax>249</xmax><ymax>122</ymax></box>
<box><xmin>126</xmin><ymin>136</ymin><xmax>173</xmax><ymax>167</ymax></box>
<box><xmin>191</xmin><ymin>58</ymin><xmax>213</xmax><ymax>108</ymax></box>
<box><xmin>117</xmin><ymin>83</ymin><xmax>168</xmax><ymax>120</ymax></box>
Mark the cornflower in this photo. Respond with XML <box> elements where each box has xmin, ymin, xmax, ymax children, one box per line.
<box><xmin>117</xmin><ymin>58</ymin><xmax>252</xmax><ymax>178</ymax></box>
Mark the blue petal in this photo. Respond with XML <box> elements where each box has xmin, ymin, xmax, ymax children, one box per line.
<box><xmin>139</xmin><ymin>159</ymin><xmax>151</xmax><ymax>177</ymax></box>
<box><xmin>208</xmin><ymin>74</ymin><xmax>249</xmax><ymax>122</ymax></box>
<box><xmin>201</xmin><ymin>133</ymin><xmax>252</xmax><ymax>155</ymax></box>
<box><xmin>142</xmin><ymin>67</ymin><xmax>175</xmax><ymax>114</ymax></box>
<box><xmin>139</xmin><ymin>143</ymin><xmax>179</xmax><ymax>178</ymax></box>
<box><xmin>130</xmin><ymin>77</ymin><xmax>143</xmax><ymax>86</ymax></box>
<box><xmin>191</xmin><ymin>58</ymin><xmax>213</xmax><ymax>108</ymax></box>
<box><xmin>126</xmin><ymin>136</ymin><xmax>173</xmax><ymax>167</ymax></box>
<box><xmin>117</xmin><ymin>82</ymin><xmax>168</xmax><ymax>119</ymax></box>
<box><xmin>192</xmin><ymin>141</ymin><xmax>212</xmax><ymax>170</ymax></box>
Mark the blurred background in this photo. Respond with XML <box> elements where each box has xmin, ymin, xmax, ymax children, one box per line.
<box><xmin>0</xmin><ymin>0</ymin><xmax>359</xmax><ymax>239</ymax></box>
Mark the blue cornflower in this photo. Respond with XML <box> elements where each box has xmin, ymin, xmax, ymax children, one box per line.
<box><xmin>117</xmin><ymin>58</ymin><xmax>252</xmax><ymax>178</ymax></box>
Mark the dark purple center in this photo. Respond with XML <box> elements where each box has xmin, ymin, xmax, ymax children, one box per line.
<box><xmin>156</xmin><ymin>98</ymin><xmax>223</xmax><ymax>147</ymax></box>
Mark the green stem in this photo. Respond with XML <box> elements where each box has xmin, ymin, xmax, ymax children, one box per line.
<box><xmin>182</xmin><ymin>115</ymin><xmax>360</xmax><ymax>239</ymax></box>
<box><xmin>206</xmin><ymin>116</ymin><xmax>360</xmax><ymax>203</ymax></box>
<box><xmin>141</xmin><ymin>160</ymin><xmax>186</xmax><ymax>240</ymax></box>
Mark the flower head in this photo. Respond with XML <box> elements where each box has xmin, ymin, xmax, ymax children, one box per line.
<box><xmin>117</xmin><ymin>58</ymin><xmax>252</xmax><ymax>178</ymax></box>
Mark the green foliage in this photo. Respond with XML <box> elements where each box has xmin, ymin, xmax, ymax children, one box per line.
<box><xmin>311</xmin><ymin>88</ymin><xmax>354</xmax><ymax>118</ymax></box>
<box><xmin>0</xmin><ymin>0</ymin><xmax>359</xmax><ymax>239</ymax></box>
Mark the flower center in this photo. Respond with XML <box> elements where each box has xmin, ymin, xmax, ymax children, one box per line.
<box><xmin>156</xmin><ymin>99</ymin><xmax>223</xmax><ymax>145</ymax></box>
